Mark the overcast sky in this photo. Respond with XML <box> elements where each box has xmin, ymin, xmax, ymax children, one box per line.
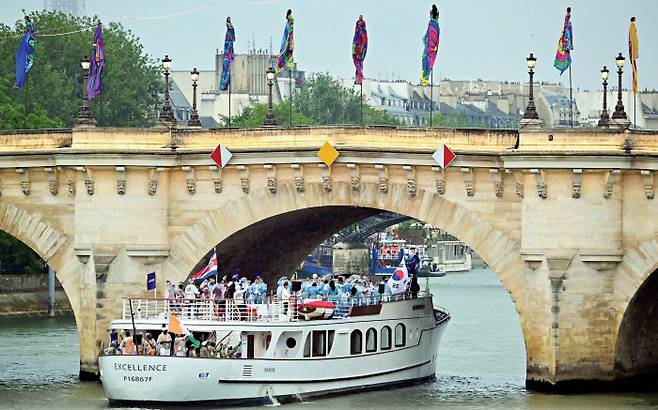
<box><xmin>2</xmin><ymin>0</ymin><xmax>656</xmax><ymax>91</ymax></box>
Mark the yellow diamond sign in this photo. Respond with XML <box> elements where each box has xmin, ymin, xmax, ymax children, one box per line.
<box><xmin>317</xmin><ymin>142</ymin><xmax>340</xmax><ymax>167</ymax></box>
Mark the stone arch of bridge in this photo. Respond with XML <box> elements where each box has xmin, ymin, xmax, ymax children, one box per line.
<box><xmin>0</xmin><ymin>202</ymin><xmax>90</xmax><ymax>372</ymax></box>
<box><xmin>163</xmin><ymin>180</ymin><xmax>530</xmax><ymax>317</ymax></box>
<box><xmin>613</xmin><ymin>237</ymin><xmax>658</xmax><ymax>382</ymax></box>
<box><xmin>0</xmin><ymin>202</ymin><xmax>68</xmax><ymax>264</ymax></box>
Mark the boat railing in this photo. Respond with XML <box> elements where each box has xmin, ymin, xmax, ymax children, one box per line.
<box><xmin>121</xmin><ymin>291</ymin><xmax>431</xmax><ymax>323</ymax></box>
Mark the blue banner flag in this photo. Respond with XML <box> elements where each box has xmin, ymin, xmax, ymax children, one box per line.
<box><xmin>147</xmin><ymin>271</ymin><xmax>156</xmax><ymax>290</ymax></box>
<box><xmin>14</xmin><ymin>17</ymin><xmax>35</xmax><ymax>89</ymax></box>
<box><xmin>219</xmin><ymin>17</ymin><xmax>235</xmax><ymax>91</ymax></box>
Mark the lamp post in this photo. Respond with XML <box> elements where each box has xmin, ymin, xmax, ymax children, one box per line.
<box><xmin>75</xmin><ymin>56</ymin><xmax>96</xmax><ymax>127</ymax></box>
<box><xmin>598</xmin><ymin>66</ymin><xmax>610</xmax><ymax>127</ymax></box>
<box><xmin>188</xmin><ymin>67</ymin><xmax>202</xmax><ymax>127</ymax></box>
<box><xmin>612</xmin><ymin>53</ymin><xmax>628</xmax><ymax>121</ymax></box>
<box><xmin>264</xmin><ymin>67</ymin><xmax>277</xmax><ymax>126</ymax></box>
<box><xmin>523</xmin><ymin>53</ymin><xmax>539</xmax><ymax>120</ymax></box>
<box><xmin>158</xmin><ymin>55</ymin><xmax>176</xmax><ymax>126</ymax></box>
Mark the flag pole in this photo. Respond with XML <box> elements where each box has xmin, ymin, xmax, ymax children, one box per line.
<box><xmin>289</xmin><ymin>68</ymin><xmax>292</xmax><ymax>127</ymax></box>
<box><xmin>634</xmin><ymin>93</ymin><xmax>637</xmax><ymax>129</ymax></box>
<box><xmin>228</xmin><ymin>81</ymin><xmax>232</xmax><ymax>127</ymax></box>
<box><xmin>360</xmin><ymin>82</ymin><xmax>363</xmax><ymax>126</ymax></box>
<box><xmin>569</xmin><ymin>64</ymin><xmax>573</xmax><ymax>127</ymax></box>
<box><xmin>429</xmin><ymin>70</ymin><xmax>434</xmax><ymax>127</ymax></box>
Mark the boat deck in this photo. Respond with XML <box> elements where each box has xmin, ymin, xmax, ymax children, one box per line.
<box><xmin>122</xmin><ymin>292</ymin><xmax>435</xmax><ymax>324</ymax></box>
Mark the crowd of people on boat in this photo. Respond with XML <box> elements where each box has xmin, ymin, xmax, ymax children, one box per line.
<box><xmin>106</xmin><ymin>327</ymin><xmax>244</xmax><ymax>359</ymax></box>
<box><xmin>166</xmin><ymin>275</ymin><xmax>269</xmax><ymax>304</ymax></box>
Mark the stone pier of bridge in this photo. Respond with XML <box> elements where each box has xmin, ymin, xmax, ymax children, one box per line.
<box><xmin>1</xmin><ymin>126</ymin><xmax>658</xmax><ymax>390</ymax></box>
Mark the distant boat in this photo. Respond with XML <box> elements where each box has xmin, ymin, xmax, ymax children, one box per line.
<box><xmin>296</xmin><ymin>255</ymin><xmax>332</xmax><ymax>279</ymax></box>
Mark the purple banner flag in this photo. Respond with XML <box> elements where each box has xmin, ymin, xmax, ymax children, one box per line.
<box><xmin>87</xmin><ymin>22</ymin><xmax>105</xmax><ymax>100</ymax></box>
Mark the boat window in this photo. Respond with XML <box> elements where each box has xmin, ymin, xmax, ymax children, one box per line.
<box><xmin>328</xmin><ymin>330</ymin><xmax>335</xmax><ymax>355</ymax></box>
<box><xmin>286</xmin><ymin>337</ymin><xmax>297</xmax><ymax>349</ymax></box>
<box><xmin>312</xmin><ymin>330</ymin><xmax>327</xmax><ymax>357</ymax></box>
<box><xmin>350</xmin><ymin>329</ymin><xmax>363</xmax><ymax>355</ymax></box>
<box><xmin>366</xmin><ymin>328</ymin><xmax>377</xmax><ymax>353</ymax></box>
<box><xmin>381</xmin><ymin>326</ymin><xmax>392</xmax><ymax>350</ymax></box>
<box><xmin>395</xmin><ymin>324</ymin><xmax>406</xmax><ymax>347</ymax></box>
<box><xmin>303</xmin><ymin>333</ymin><xmax>311</xmax><ymax>357</ymax></box>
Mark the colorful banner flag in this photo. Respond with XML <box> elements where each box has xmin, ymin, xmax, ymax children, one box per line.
<box><xmin>276</xmin><ymin>10</ymin><xmax>294</xmax><ymax>73</ymax></box>
<box><xmin>168</xmin><ymin>314</ymin><xmax>201</xmax><ymax>347</ymax></box>
<box><xmin>87</xmin><ymin>22</ymin><xmax>105</xmax><ymax>100</ymax></box>
<box><xmin>553</xmin><ymin>8</ymin><xmax>573</xmax><ymax>75</ymax></box>
<box><xmin>13</xmin><ymin>16</ymin><xmax>35</xmax><ymax>89</ymax></box>
<box><xmin>629</xmin><ymin>17</ymin><xmax>639</xmax><ymax>94</ymax></box>
<box><xmin>420</xmin><ymin>6</ymin><xmax>440</xmax><ymax>86</ymax></box>
<box><xmin>352</xmin><ymin>15</ymin><xmax>368</xmax><ymax>85</ymax></box>
<box><xmin>192</xmin><ymin>250</ymin><xmax>219</xmax><ymax>282</ymax></box>
<box><xmin>146</xmin><ymin>271</ymin><xmax>156</xmax><ymax>290</ymax></box>
<box><xmin>219</xmin><ymin>17</ymin><xmax>235</xmax><ymax>91</ymax></box>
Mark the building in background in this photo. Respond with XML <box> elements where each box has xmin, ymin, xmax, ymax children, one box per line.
<box><xmin>574</xmin><ymin>88</ymin><xmax>658</xmax><ymax>129</ymax></box>
<box><xmin>171</xmin><ymin>48</ymin><xmax>304</xmax><ymax>127</ymax></box>
<box><xmin>346</xmin><ymin>79</ymin><xmax>524</xmax><ymax>128</ymax></box>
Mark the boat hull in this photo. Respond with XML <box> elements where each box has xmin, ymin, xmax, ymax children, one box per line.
<box><xmin>100</xmin><ymin>320</ymin><xmax>447</xmax><ymax>405</ymax></box>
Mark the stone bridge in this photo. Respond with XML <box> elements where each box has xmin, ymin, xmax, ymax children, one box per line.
<box><xmin>1</xmin><ymin>126</ymin><xmax>658</xmax><ymax>391</ymax></box>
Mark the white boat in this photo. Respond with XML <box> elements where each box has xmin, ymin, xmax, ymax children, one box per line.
<box><xmin>99</xmin><ymin>292</ymin><xmax>449</xmax><ymax>406</ymax></box>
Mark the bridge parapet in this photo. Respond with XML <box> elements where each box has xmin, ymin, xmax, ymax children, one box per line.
<box><xmin>1</xmin><ymin>126</ymin><xmax>519</xmax><ymax>154</ymax></box>
<box><xmin>0</xmin><ymin>126</ymin><xmax>656</xmax><ymax>158</ymax></box>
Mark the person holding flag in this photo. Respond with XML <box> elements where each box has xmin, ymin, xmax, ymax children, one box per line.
<box><xmin>219</xmin><ymin>17</ymin><xmax>235</xmax><ymax>92</ymax></box>
<box><xmin>13</xmin><ymin>15</ymin><xmax>35</xmax><ymax>89</ymax></box>
<box><xmin>554</xmin><ymin>7</ymin><xmax>574</xmax><ymax>126</ymax></box>
<box><xmin>87</xmin><ymin>20</ymin><xmax>105</xmax><ymax>100</ymax></box>
<box><xmin>629</xmin><ymin>16</ymin><xmax>639</xmax><ymax>127</ymax></box>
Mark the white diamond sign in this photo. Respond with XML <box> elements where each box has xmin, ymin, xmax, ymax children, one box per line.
<box><xmin>432</xmin><ymin>144</ymin><xmax>456</xmax><ymax>169</ymax></box>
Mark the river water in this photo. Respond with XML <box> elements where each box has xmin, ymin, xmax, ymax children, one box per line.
<box><xmin>2</xmin><ymin>267</ymin><xmax>658</xmax><ymax>409</ymax></box>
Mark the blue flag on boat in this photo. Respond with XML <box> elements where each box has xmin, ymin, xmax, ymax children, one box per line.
<box><xmin>14</xmin><ymin>16</ymin><xmax>35</xmax><ymax>89</ymax></box>
<box><xmin>147</xmin><ymin>271</ymin><xmax>156</xmax><ymax>290</ymax></box>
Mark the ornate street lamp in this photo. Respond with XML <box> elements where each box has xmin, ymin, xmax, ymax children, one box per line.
<box><xmin>523</xmin><ymin>53</ymin><xmax>539</xmax><ymax>120</ymax></box>
<box><xmin>612</xmin><ymin>53</ymin><xmax>628</xmax><ymax>121</ymax></box>
<box><xmin>263</xmin><ymin>67</ymin><xmax>277</xmax><ymax>126</ymax></box>
<box><xmin>75</xmin><ymin>56</ymin><xmax>96</xmax><ymax>127</ymax></box>
<box><xmin>188</xmin><ymin>67</ymin><xmax>202</xmax><ymax>127</ymax></box>
<box><xmin>598</xmin><ymin>66</ymin><xmax>610</xmax><ymax>127</ymax></box>
<box><xmin>158</xmin><ymin>55</ymin><xmax>176</xmax><ymax>126</ymax></box>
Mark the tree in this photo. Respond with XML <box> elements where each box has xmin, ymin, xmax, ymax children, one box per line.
<box><xmin>0</xmin><ymin>78</ymin><xmax>63</xmax><ymax>129</ymax></box>
<box><xmin>0</xmin><ymin>11</ymin><xmax>161</xmax><ymax>129</ymax></box>
<box><xmin>294</xmin><ymin>73</ymin><xmax>400</xmax><ymax>126</ymax></box>
<box><xmin>226</xmin><ymin>102</ymin><xmax>316</xmax><ymax>128</ymax></box>
<box><xmin>428</xmin><ymin>112</ymin><xmax>471</xmax><ymax>128</ymax></box>
<box><xmin>0</xmin><ymin>231</ymin><xmax>43</xmax><ymax>274</ymax></box>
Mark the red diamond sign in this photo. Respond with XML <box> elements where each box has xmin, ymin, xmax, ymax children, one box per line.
<box><xmin>432</xmin><ymin>144</ymin><xmax>456</xmax><ymax>169</ymax></box>
<box><xmin>211</xmin><ymin>145</ymin><xmax>233</xmax><ymax>169</ymax></box>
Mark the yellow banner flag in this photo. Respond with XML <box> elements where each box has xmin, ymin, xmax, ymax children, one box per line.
<box><xmin>629</xmin><ymin>17</ymin><xmax>639</xmax><ymax>94</ymax></box>
<box><xmin>168</xmin><ymin>314</ymin><xmax>184</xmax><ymax>335</ymax></box>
